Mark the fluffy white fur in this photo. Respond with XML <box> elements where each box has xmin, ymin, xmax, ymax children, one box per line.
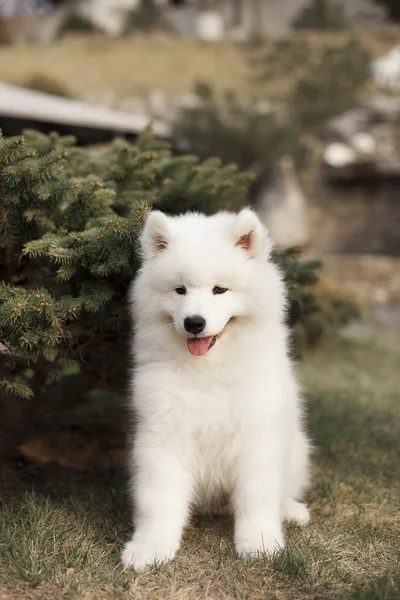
<box><xmin>122</xmin><ymin>208</ymin><xmax>311</xmax><ymax>571</ymax></box>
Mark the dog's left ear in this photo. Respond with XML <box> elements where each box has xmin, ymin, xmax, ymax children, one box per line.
<box><xmin>232</xmin><ymin>209</ymin><xmax>272</xmax><ymax>258</ymax></box>
<box><xmin>140</xmin><ymin>211</ymin><xmax>170</xmax><ymax>259</ymax></box>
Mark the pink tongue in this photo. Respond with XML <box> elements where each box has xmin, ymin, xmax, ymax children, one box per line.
<box><xmin>187</xmin><ymin>337</ymin><xmax>214</xmax><ymax>357</ymax></box>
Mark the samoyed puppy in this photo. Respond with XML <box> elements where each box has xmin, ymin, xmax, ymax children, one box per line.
<box><xmin>122</xmin><ymin>208</ymin><xmax>311</xmax><ymax>571</ymax></box>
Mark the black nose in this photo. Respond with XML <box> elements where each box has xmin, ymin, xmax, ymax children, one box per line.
<box><xmin>184</xmin><ymin>315</ymin><xmax>206</xmax><ymax>335</ymax></box>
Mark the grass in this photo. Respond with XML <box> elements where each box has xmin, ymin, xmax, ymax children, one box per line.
<box><xmin>0</xmin><ymin>29</ymin><xmax>398</xmax><ymax>99</ymax></box>
<box><xmin>1</xmin><ymin>331</ymin><xmax>399</xmax><ymax>599</ymax></box>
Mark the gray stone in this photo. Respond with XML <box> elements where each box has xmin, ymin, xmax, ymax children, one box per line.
<box><xmin>324</xmin><ymin>107</ymin><xmax>373</xmax><ymax>142</ymax></box>
<box><xmin>254</xmin><ymin>156</ymin><xmax>309</xmax><ymax>248</ymax></box>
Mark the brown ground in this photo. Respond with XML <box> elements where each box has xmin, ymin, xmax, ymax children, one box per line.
<box><xmin>0</xmin><ymin>29</ymin><xmax>399</xmax><ymax>99</ymax></box>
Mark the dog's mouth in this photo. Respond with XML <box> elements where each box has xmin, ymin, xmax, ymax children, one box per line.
<box><xmin>187</xmin><ymin>320</ymin><xmax>232</xmax><ymax>357</ymax></box>
<box><xmin>187</xmin><ymin>336</ymin><xmax>216</xmax><ymax>357</ymax></box>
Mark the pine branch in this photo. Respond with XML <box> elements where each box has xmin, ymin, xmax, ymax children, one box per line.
<box><xmin>0</xmin><ymin>185</ymin><xmax>13</xmax><ymax>280</ymax></box>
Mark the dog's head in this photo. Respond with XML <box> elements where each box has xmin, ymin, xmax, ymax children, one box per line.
<box><xmin>135</xmin><ymin>209</ymin><xmax>280</xmax><ymax>357</ymax></box>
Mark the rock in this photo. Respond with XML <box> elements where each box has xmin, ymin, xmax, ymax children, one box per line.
<box><xmin>372</xmin><ymin>124</ymin><xmax>400</xmax><ymax>176</ymax></box>
<box><xmin>254</xmin><ymin>156</ymin><xmax>309</xmax><ymax>248</ymax></box>
<box><xmin>322</xmin><ymin>133</ymin><xmax>377</xmax><ymax>176</ymax></box>
<box><xmin>323</xmin><ymin>143</ymin><xmax>358</xmax><ymax>169</ymax></box>
<box><xmin>82</xmin><ymin>90</ymin><xmax>118</xmax><ymax>110</ymax></box>
<box><xmin>195</xmin><ymin>10</ymin><xmax>225</xmax><ymax>41</ymax></box>
<box><xmin>367</xmin><ymin>94</ymin><xmax>400</xmax><ymax>124</ymax></box>
<box><xmin>148</xmin><ymin>89</ymin><xmax>168</xmax><ymax>118</ymax></box>
<box><xmin>167</xmin><ymin>4</ymin><xmax>197</xmax><ymax>36</ymax></box>
<box><xmin>324</xmin><ymin>107</ymin><xmax>373</xmax><ymax>142</ymax></box>
<box><xmin>351</xmin><ymin>132</ymin><xmax>377</xmax><ymax>155</ymax></box>
<box><xmin>322</xmin><ymin>95</ymin><xmax>400</xmax><ymax>182</ymax></box>
<box><xmin>117</xmin><ymin>96</ymin><xmax>150</xmax><ymax>117</ymax></box>
<box><xmin>255</xmin><ymin>99</ymin><xmax>273</xmax><ymax>115</ymax></box>
<box><xmin>371</xmin><ymin>46</ymin><xmax>400</xmax><ymax>92</ymax></box>
<box><xmin>177</xmin><ymin>93</ymin><xmax>199</xmax><ymax>110</ymax></box>
<box><xmin>323</xmin><ymin>123</ymin><xmax>400</xmax><ymax>181</ymax></box>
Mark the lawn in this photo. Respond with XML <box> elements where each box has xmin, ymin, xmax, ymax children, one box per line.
<box><xmin>1</xmin><ymin>331</ymin><xmax>399</xmax><ymax>600</ymax></box>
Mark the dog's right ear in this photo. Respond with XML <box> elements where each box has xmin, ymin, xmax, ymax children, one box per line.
<box><xmin>140</xmin><ymin>211</ymin><xmax>170</xmax><ymax>259</ymax></box>
<box><xmin>232</xmin><ymin>208</ymin><xmax>271</xmax><ymax>259</ymax></box>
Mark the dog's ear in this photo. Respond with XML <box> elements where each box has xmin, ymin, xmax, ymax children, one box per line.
<box><xmin>232</xmin><ymin>209</ymin><xmax>272</xmax><ymax>258</ymax></box>
<box><xmin>140</xmin><ymin>211</ymin><xmax>170</xmax><ymax>259</ymax></box>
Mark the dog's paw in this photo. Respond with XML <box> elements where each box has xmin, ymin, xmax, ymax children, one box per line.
<box><xmin>235</xmin><ymin>529</ymin><xmax>285</xmax><ymax>559</ymax></box>
<box><xmin>121</xmin><ymin>539</ymin><xmax>177</xmax><ymax>572</ymax></box>
<box><xmin>283</xmin><ymin>498</ymin><xmax>310</xmax><ymax>526</ymax></box>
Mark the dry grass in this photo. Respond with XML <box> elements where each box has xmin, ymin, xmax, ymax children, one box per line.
<box><xmin>1</xmin><ymin>331</ymin><xmax>399</xmax><ymax>599</ymax></box>
<box><xmin>0</xmin><ymin>29</ymin><xmax>399</xmax><ymax>99</ymax></box>
<box><xmin>0</xmin><ymin>33</ymin><xmax>249</xmax><ymax>98</ymax></box>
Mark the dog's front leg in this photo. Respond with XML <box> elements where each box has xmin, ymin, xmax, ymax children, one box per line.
<box><xmin>122</xmin><ymin>431</ymin><xmax>192</xmax><ymax>571</ymax></box>
<box><xmin>233</xmin><ymin>428</ymin><xmax>284</xmax><ymax>558</ymax></box>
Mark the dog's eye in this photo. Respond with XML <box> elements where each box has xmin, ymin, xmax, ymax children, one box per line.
<box><xmin>175</xmin><ymin>286</ymin><xmax>187</xmax><ymax>295</ymax></box>
<box><xmin>213</xmin><ymin>286</ymin><xmax>228</xmax><ymax>295</ymax></box>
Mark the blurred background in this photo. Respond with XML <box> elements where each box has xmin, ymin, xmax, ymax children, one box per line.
<box><xmin>1</xmin><ymin>3</ymin><xmax>399</xmax><ymax>599</ymax></box>
<box><xmin>1</xmin><ymin>0</ymin><xmax>400</xmax><ymax>306</ymax></box>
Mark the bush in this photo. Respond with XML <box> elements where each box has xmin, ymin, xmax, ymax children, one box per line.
<box><xmin>294</xmin><ymin>281</ymin><xmax>360</xmax><ymax>350</ymax></box>
<box><xmin>293</xmin><ymin>0</ymin><xmax>350</xmax><ymax>30</ymax></box>
<box><xmin>290</xmin><ymin>39</ymin><xmax>371</xmax><ymax>129</ymax></box>
<box><xmin>174</xmin><ymin>38</ymin><xmax>371</xmax><ymax>171</ymax></box>
<box><xmin>174</xmin><ymin>82</ymin><xmax>306</xmax><ymax>179</ymax></box>
<box><xmin>127</xmin><ymin>0</ymin><xmax>165</xmax><ymax>31</ymax></box>
<box><xmin>0</xmin><ymin>128</ymin><xmax>320</xmax><ymax>460</ymax></box>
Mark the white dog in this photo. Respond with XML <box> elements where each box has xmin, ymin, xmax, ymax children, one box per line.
<box><xmin>122</xmin><ymin>208</ymin><xmax>311</xmax><ymax>571</ymax></box>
